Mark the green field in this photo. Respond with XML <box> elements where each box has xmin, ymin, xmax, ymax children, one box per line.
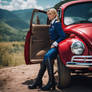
<box><xmin>0</xmin><ymin>42</ymin><xmax>25</xmax><ymax>68</ymax></box>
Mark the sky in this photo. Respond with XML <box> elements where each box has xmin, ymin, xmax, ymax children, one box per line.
<box><xmin>0</xmin><ymin>0</ymin><xmax>63</xmax><ymax>11</ymax></box>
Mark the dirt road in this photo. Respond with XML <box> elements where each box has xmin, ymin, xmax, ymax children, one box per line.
<box><xmin>0</xmin><ymin>64</ymin><xmax>92</xmax><ymax>92</ymax></box>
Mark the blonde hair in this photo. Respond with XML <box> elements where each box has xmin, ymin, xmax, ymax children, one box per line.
<box><xmin>47</xmin><ymin>8</ymin><xmax>60</xmax><ymax>22</ymax></box>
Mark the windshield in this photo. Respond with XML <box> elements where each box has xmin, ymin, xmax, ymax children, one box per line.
<box><xmin>64</xmin><ymin>2</ymin><xmax>92</xmax><ymax>25</ymax></box>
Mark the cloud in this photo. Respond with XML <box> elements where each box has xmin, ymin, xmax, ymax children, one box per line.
<box><xmin>45</xmin><ymin>5</ymin><xmax>51</xmax><ymax>9</ymax></box>
<box><xmin>0</xmin><ymin>0</ymin><xmax>43</xmax><ymax>11</ymax></box>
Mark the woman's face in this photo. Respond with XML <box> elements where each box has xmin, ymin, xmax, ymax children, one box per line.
<box><xmin>47</xmin><ymin>11</ymin><xmax>56</xmax><ymax>21</ymax></box>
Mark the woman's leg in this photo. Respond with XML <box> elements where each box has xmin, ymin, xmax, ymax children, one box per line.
<box><xmin>28</xmin><ymin>60</ymin><xmax>46</xmax><ymax>89</ymax></box>
<box><xmin>41</xmin><ymin>48</ymin><xmax>58</xmax><ymax>90</ymax></box>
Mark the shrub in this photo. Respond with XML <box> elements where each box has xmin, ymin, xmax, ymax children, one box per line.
<box><xmin>0</xmin><ymin>42</ymin><xmax>25</xmax><ymax>68</ymax></box>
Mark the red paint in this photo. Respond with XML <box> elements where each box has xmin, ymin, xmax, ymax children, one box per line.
<box><xmin>24</xmin><ymin>31</ymin><xmax>31</xmax><ymax>64</ymax></box>
<box><xmin>59</xmin><ymin>0</ymin><xmax>92</xmax><ymax>70</ymax></box>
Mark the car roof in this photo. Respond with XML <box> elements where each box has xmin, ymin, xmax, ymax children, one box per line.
<box><xmin>60</xmin><ymin>0</ymin><xmax>92</xmax><ymax>9</ymax></box>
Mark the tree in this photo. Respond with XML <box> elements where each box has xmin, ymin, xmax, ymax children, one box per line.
<box><xmin>54</xmin><ymin>0</ymin><xmax>77</xmax><ymax>9</ymax></box>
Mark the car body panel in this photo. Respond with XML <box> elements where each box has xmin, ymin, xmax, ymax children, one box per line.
<box><xmin>65</xmin><ymin>24</ymin><xmax>92</xmax><ymax>47</ymax></box>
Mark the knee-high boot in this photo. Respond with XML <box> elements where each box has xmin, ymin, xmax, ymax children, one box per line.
<box><xmin>28</xmin><ymin>61</ymin><xmax>46</xmax><ymax>89</ymax></box>
<box><xmin>41</xmin><ymin>59</ymin><xmax>56</xmax><ymax>91</ymax></box>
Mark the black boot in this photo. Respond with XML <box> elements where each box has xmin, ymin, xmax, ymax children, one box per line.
<box><xmin>28</xmin><ymin>61</ymin><xmax>46</xmax><ymax>89</ymax></box>
<box><xmin>41</xmin><ymin>59</ymin><xmax>56</xmax><ymax>91</ymax></box>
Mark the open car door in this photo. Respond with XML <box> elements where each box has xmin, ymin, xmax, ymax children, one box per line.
<box><xmin>24</xmin><ymin>9</ymin><xmax>50</xmax><ymax>64</ymax></box>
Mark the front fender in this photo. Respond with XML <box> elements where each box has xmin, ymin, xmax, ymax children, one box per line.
<box><xmin>58</xmin><ymin>37</ymin><xmax>88</xmax><ymax>65</ymax></box>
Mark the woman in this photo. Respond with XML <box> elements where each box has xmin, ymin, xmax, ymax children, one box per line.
<box><xmin>28</xmin><ymin>8</ymin><xmax>66</xmax><ymax>91</ymax></box>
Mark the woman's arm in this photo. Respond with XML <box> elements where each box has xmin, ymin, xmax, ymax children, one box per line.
<box><xmin>55</xmin><ymin>22</ymin><xmax>66</xmax><ymax>43</ymax></box>
<box><xmin>51</xmin><ymin>22</ymin><xmax>66</xmax><ymax>48</ymax></box>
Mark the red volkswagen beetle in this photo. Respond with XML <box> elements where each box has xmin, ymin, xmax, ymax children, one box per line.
<box><xmin>24</xmin><ymin>0</ymin><xmax>92</xmax><ymax>88</ymax></box>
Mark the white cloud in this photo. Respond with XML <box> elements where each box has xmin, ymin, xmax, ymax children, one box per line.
<box><xmin>45</xmin><ymin>5</ymin><xmax>51</xmax><ymax>9</ymax></box>
<box><xmin>0</xmin><ymin>0</ymin><xmax>43</xmax><ymax>11</ymax></box>
<box><xmin>0</xmin><ymin>0</ymin><xmax>8</xmax><ymax>4</ymax></box>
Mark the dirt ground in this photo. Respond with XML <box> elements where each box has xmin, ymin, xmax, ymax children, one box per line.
<box><xmin>0</xmin><ymin>64</ymin><xmax>92</xmax><ymax>92</ymax></box>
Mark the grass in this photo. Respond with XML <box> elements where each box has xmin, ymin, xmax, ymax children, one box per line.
<box><xmin>0</xmin><ymin>41</ymin><xmax>25</xmax><ymax>68</ymax></box>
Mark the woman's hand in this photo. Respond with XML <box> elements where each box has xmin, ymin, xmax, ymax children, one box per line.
<box><xmin>51</xmin><ymin>45</ymin><xmax>55</xmax><ymax>48</ymax></box>
<box><xmin>51</xmin><ymin>41</ymin><xmax>58</xmax><ymax>48</ymax></box>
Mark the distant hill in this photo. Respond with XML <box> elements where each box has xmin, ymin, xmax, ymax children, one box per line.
<box><xmin>0</xmin><ymin>21</ymin><xmax>26</xmax><ymax>41</ymax></box>
<box><xmin>0</xmin><ymin>8</ymin><xmax>48</xmax><ymax>41</ymax></box>
<box><xmin>0</xmin><ymin>9</ymin><xmax>29</xmax><ymax>29</ymax></box>
<box><xmin>1</xmin><ymin>0</ymin><xmax>76</xmax><ymax>42</ymax></box>
<box><xmin>12</xmin><ymin>9</ymin><xmax>33</xmax><ymax>25</ymax></box>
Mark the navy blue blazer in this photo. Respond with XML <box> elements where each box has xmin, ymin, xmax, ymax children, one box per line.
<box><xmin>49</xmin><ymin>20</ymin><xmax>66</xmax><ymax>43</ymax></box>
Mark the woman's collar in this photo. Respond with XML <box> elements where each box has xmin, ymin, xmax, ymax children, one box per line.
<box><xmin>51</xmin><ymin>17</ymin><xmax>57</xmax><ymax>24</ymax></box>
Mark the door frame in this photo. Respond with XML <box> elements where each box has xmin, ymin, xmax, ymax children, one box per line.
<box><xmin>30</xmin><ymin>9</ymin><xmax>47</xmax><ymax>31</ymax></box>
<box><xmin>24</xmin><ymin>9</ymin><xmax>48</xmax><ymax>65</ymax></box>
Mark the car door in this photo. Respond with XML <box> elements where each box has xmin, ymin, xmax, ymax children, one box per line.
<box><xmin>24</xmin><ymin>9</ymin><xmax>50</xmax><ymax>64</ymax></box>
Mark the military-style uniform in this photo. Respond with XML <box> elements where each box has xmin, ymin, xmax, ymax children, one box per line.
<box><xmin>44</xmin><ymin>18</ymin><xmax>66</xmax><ymax>61</ymax></box>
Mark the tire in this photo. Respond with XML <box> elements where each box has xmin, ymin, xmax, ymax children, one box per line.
<box><xmin>57</xmin><ymin>55</ymin><xmax>71</xmax><ymax>89</ymax></box>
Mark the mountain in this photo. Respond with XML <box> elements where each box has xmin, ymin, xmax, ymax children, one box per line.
<box><xmin>0</xmin><ymin>8</ymin><xmax>45</xmax><ymax>41</ymax></box>
<box><xmin>0</xmin><ymin>21</ymin><xmax>26</xmax><ymax>41</ymax></box>
<box><xmin>0</xmin><ymin>8</ymin><xmax>47</xmax><ymax>41</ymax></box>
<box><xmin>0</xmin><ymin>9</ymin><xmax>29</xmax><ymax>29</ymax></box>
<box><xmin>0</xmin><ymin>0</ymin><xmax>77</xmax><ymax>42</ymax></box>
<box><xmin>12</xmin><ymin>9</ymin><xmax>33</xmax><ymax>25</ymax></box>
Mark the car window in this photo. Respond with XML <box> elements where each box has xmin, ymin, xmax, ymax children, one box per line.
<box><xmin>32</xmin><ymin>12</ymin><xmax>48</xmax><ymax>25</ymax></box>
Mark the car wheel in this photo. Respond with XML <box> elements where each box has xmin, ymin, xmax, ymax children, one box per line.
<box><xmin>57</xmin><ymin>55</ymin><xmax>71</xmax><ymax>89</ymax></box>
